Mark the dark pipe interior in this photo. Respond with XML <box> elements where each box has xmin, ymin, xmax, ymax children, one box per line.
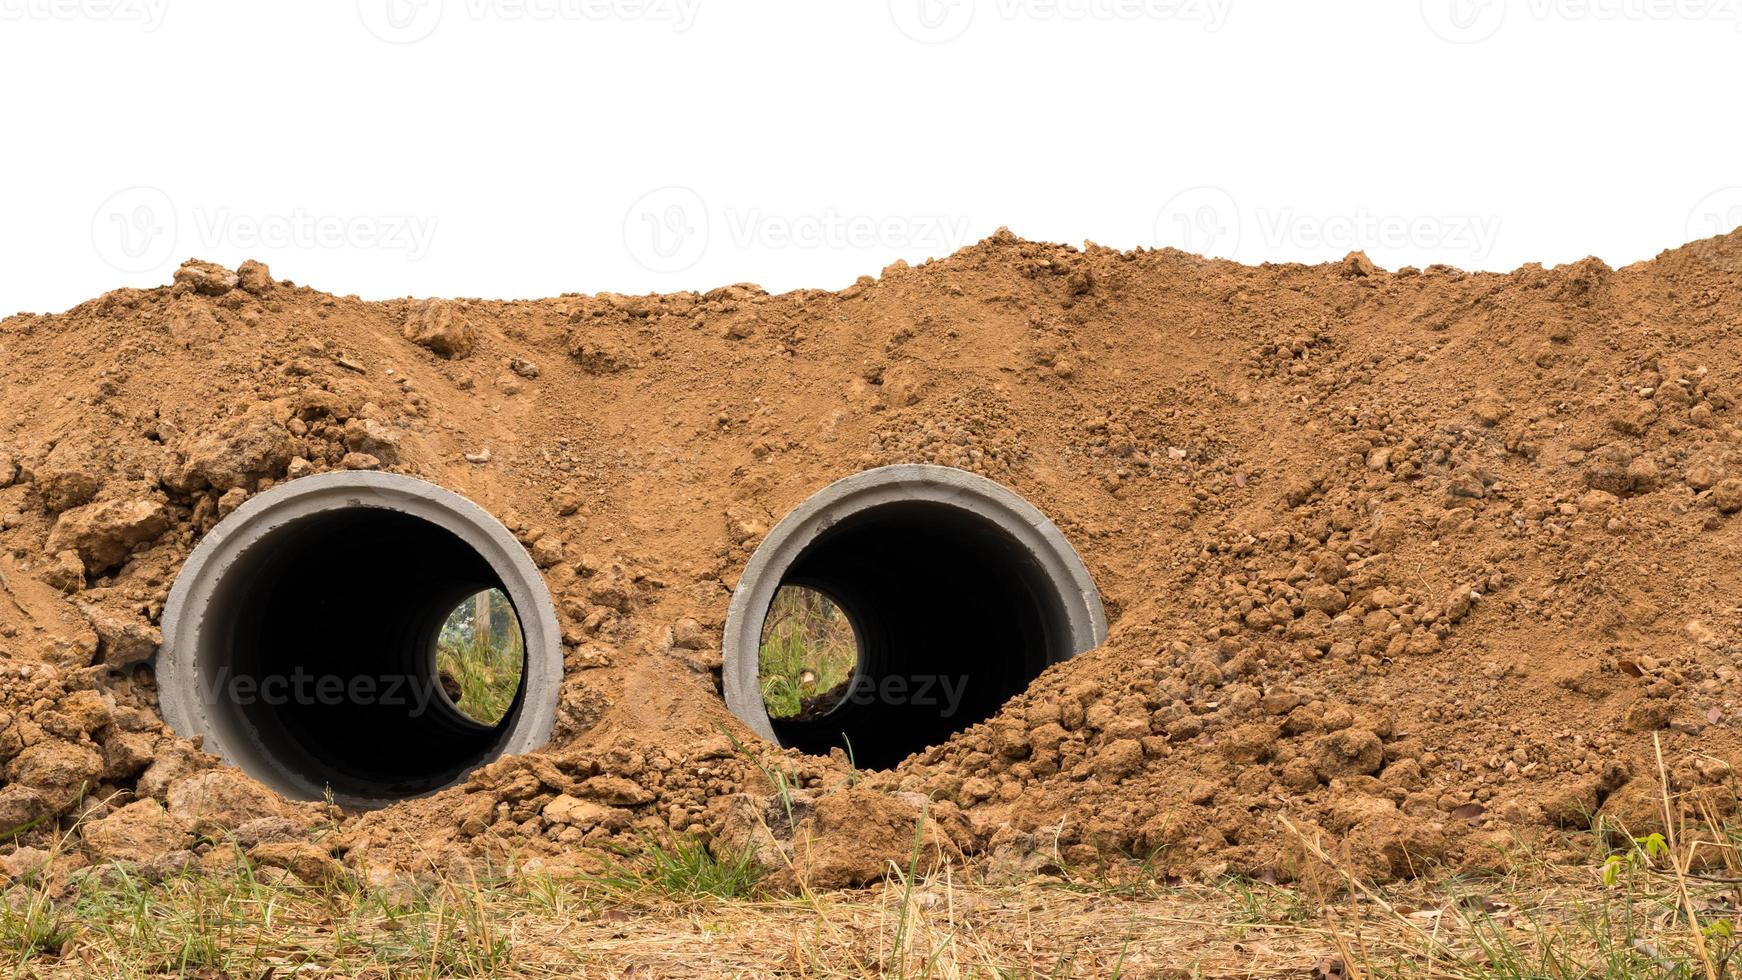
<box><xmin>201</xmin><ymin>508</ymin><xmax>527</xmax><ymax>801</ymax></box>
<box><xmin>769</xmin><ymin>500</ymin><xmax>1073</xmax><ymax>769</ymax></box>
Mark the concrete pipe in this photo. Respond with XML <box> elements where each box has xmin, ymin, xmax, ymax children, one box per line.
<box><xmin>159</xmin><ymin>472</ymin><xmax>562</xmax><ymax>808</ymax></box>
<box><xmin>723</xmin><ymin>465</ymin><xmax>1107</xmax><ymax>769</ymax></box>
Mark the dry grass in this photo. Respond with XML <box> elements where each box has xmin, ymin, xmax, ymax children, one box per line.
<box><xmin>3</xmin><ymin>835</ymin><xmax>1737</xmax><ymax>978</ymax></box>
<box><xmin>8</xmin><ymin>738</ymin><xmax>1742</xmax><ymax>977</ymax></box>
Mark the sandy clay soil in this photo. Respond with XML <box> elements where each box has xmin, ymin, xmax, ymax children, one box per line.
<box><xmin>4</xmin><ymin>226</ymin><xmax>1742</xmax><ymax>901</ymax></box>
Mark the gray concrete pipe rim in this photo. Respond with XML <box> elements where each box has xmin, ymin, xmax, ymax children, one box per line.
<box><xmin>722</xmin><ymin>464</ymin><xmax>1109</xmax><ymax>750</ymax></box>
<box><xmin>158</xmin><ymin>471</ymin><xmax>563</xmax><ymax>808</ymax></box>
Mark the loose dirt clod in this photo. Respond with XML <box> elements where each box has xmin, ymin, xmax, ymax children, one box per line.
<box><xmin>4</xmin><ymin>231</ymin><xmax>1742</xmax><ymax>889</ymax></box>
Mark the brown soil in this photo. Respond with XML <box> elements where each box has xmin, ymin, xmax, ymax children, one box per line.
<box><xmin>4</xmin><ymin>229</ymin><xmax>1742</xmax><ymax>891</ymax></box>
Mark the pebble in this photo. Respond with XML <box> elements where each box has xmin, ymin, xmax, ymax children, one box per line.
<box><xmin>1713</xmin><ymin>478</ymin><xmax>1742</xmax><ymax>514</ymax></box>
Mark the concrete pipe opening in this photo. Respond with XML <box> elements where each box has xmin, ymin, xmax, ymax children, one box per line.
<box><xmin>159</xmin><ymin>473</ymin><xmax>562</xmax><ymax>808</ymax></box>
<box><xmin>724</xmin><ymin>465</ymin><xmax>1107</xmax><ymax>770</ymax></box>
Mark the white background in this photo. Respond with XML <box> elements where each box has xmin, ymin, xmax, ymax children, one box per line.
<box><xmin>2</xmin><ymin>0</ymin><xmax>1738</xmax><ymax>315</ymax></box>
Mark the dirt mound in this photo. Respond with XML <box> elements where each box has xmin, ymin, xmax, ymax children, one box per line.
<box><xmin>5</xmin><ymin>230</ymin><xmax>1742</xmax><ymax>887</ymax></box>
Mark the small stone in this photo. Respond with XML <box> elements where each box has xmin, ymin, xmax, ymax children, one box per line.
<box><xmin>671</xmin><ymin>618</ymin><xmax>707</xmax><ymax>650</ymax></box>
<box><xmin>233</xmin><ymin>816</ymin><xmax>304</xmax><ymax>848</ymax></box>
<box><xmin>1340</xmin><ymin>250</ymin><xmax>1377</xmax><ymax>278</ymax></box>
<box><xmin>464</xmin><ymin>448</ymin><xmax>492</xmax><ymax>465</ymax></box>
<box><xmin>1313</xmin><ymin>728</ymin><xmax>1385</xmax><ymax>779</ymax></box>
<box><xmin>40</xmin><ymin>550</ymin><xmax>87</xmax><ymax>593</ymax></box>
<box><xmin>0</xmin><ymin>785</ymin><xmax>48</xmax><ymax>834</ymax></box>
<box><xmin>56</xmin><ymin>690</ymin><xmax>110</xmax><ymax>733</ymax></box>
<box><xmin>1623</xmin><ymin>697</ymin><xmax>1674</xmax><ymax>732</ymax></box>
<box><xmin>173</xmin><ymin>259</ymin><xmax>238</xmax><ymax>296</ymax></box>
<box><xmin>1625</xmin><ymin>458</ymin><xmax>1660</xmax><ymax>493</ymax></box>
<box><xmin>530</xmin><ymin>536</ymin><xmax>565</xmax><ymax>569</ymax></box>
<box><xmin>136</xmin><ymin>742</ymin><xmax>212</xmax><ymax>801</ymax></box>
<box><xmin>509</xmin><ymin>358</ymin><xmax>541</xmax><ymax>379</ymax></box>
<box><xmin>576</xmin><ymin>775</ymin><xmax>653</xmax><ymax>806</ymax></box>
<box><xmin>250</xmin><ymin>841</ymin><xmax>347</xmax><ymax>888</ymax></box>
<box><xmin>1277</xmin><ymin>758</ymin><xmax>1321</xmax><ymax>792</ymax></box>
<box><xmin>1301</xmin><ymin>583</ymin><xmax>1348</xmax><ymax>614</ymax></box>
<box><xmin>553</xmin><ymin>487</ymin><xmax>581</xmax><ymax>516</ymax></box>
<box><xmin>344</xmin><ymin>419</ymin><xmax>402</xmax><ymax>458</ymax></box>
<box><xmin>1369</xmin><ymin>586</ymin><xmax>1402</xmax><ymax>609</ymax></box>
<box><xmin>177</xmin><ymin>406</ymin><xmax>294</xmax><ymax>491</ymax></box>
<box><xmin>101</xmin><ymin>731</ymin><xmax>155</xmax><ymax>779</ymax></box>
<box><xmin>403</xmin><ymin>299</ymin><xmax>477</xmax><ymax>359</ymax></box>
<box><xmin>1093</xmin><ymin>739</ymin><xmax>1145</xmax><ymax>781</ymax></box>
<box><xmin>217</xmin><ymin>487</ymin><xmax>248</xmax><ymax>519</ymax></box>
<box><xmin>79</xmin><ymin>603</ymin><xmax>162</xmax><ymax>668</ymax></box>
<box><xmin>35</xmin><ymin>443</ymin><xmax>104</xmax><ymax>511</ymax></box>
<box><xmin>286</xmin><ymin>457</ymin><xmax>315</xmax><ymax>479</ymax></box>
<box><xmin>1713</xmin><ymin>479</ymin><xmax>1742</xmax><ymax>514</ymax></box>
<box><xmin>1687</xmin><ymin>462</ymin><xmax>1723</xmax><ymax>491</ymax></box>
<box><xmin>542</xmin><ymin>794</ymin><xmax>612</xmax><ymax>827</ymax></box>
<box><xmin>10</xmin><ymin>741</ymin><xmax>102</xmax><ymax>813</ymax></box>
<box><xmin>82</xmin><ymin>800</ymin><xmax>188</xmax><ymax>863</ymax></box>
<box><xmin>1473</xmin><ymin>393</ymin><xmax>1510</xmax><ymax>426</ymax></box>
<box><xmin>236</xmin><ymin>259</ymin><xmax>273</xmax><ymax>295</ymax></box>
<box><xmin>45</xmin><ymin>498</ymin><xmax>170</xmax><ymax>574</ymax></box>
<box><xmin>167</xmin><ymin>770</ymin><xmax>290</xmax><ymax>833</ymax></box>
<box><xmin>0</xmin><ymin>848</ymin><xmax>51</xmax><ymax>882</ymax></box>
<box><xmin>340</xmin><ymin>452</ymin><xmax>380</xmax><ymax>470</ymax></box>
